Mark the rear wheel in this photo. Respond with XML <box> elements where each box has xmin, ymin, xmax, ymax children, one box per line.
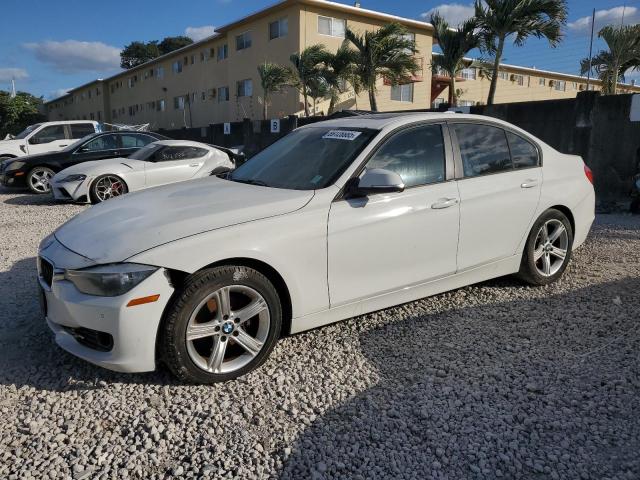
<box><xmin>160</xmin><ymin>266</ymin><xmax>282</xmax><ymax>383</ymax></box>
<box><xmin>90</xmin><ymin>174</ymin><xmax>128</xmax><ymax>203</ymax></box>
<box><xmin>518</xmin><ymin>209</ymin><xmax>573</xmax><ymax>285</ymax></box>
<box><xmin>27</xmin><ymin>166</ymin><xmax>55</xmax><ymax>194</ymax></box>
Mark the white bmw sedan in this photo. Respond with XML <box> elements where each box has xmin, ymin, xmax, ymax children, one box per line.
<box><xmin>50</xmin><ymin>140</ymin><xmax>234</xmax><ymax>203</ymax></box>
<box><xmin>38</xmin><ymin>113</ymin><xmax>595</xmax><ymax>383</ymax></box>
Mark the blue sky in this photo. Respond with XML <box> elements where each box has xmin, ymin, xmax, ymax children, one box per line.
<box><xmin>1</xmin><ymin>0</ymin><xmax>639</xmax><ymax>99</ymax></box>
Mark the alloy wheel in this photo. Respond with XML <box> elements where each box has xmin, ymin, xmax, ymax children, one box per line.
<box><xmin>95</xmin><ymin>175</ymin><xmax>125</xmax><ymax>201</ymax></box>
<box><xmin>533</xmin><ymin>219</ymin><xmax>569</xmax><ymax>277</ymax></box>
<box><xmin>29</xmin><ymin>168</ymin><xmax>53</xmax><ymax>193</ymax></box>
<box><xmin>185</xmin><ymin>285</ymin><xmax>270</xmax><ymax>374</ymax></box>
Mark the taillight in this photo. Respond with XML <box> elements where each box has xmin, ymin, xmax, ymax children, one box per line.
<box><xmin>584</xmin><ymin>164</ymin><xmax>594</xmax><ymax>185</ymax></box>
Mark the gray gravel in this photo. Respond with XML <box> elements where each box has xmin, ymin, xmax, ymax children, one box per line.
<box><xmin>0</xmin><ymin>188</ymin><xmax>639</xmax><ymax>480</ymax></box>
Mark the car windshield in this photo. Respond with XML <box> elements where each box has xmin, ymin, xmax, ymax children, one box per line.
<box><xmin>128</xmin><ymin>143</ymin><xmax>162</xmax><ymax>160</ymax></box>
<box><xmin>64</xmin><ymin>134</ymin><xmax>97</xmax><ymax>152</ymax></box>
<box><xmin>229</xmin><ymin>126</ymin><xmax>377</xmax><ymax>190</ymax></box>
<box><xmin>14</xmin><ymin>124</ymin><xmax>42</xmax><ymax>140</ymax></box>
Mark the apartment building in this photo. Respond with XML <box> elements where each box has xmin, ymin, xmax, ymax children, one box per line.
<box><xmin>46</xmin><ymin>0</ymin><xmax>434</xmax><ymax>128</ymax></box>
<box><xmin>431</xmin><ymin>55</ymin><xmax>640</xmax><ymax>107</ymax></box>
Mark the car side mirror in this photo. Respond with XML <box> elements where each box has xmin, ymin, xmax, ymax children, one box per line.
<box><xmin>345</xmin><ymin>168</ymin><xmax>405</xmax><ymax>198</ymax></box>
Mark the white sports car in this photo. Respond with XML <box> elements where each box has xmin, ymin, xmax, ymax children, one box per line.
<box><xmin>38</xmin><ymin>113</ymin><xmax>595</xmax><ymax>384</ymax></box>
<box><xmin>50</xmin><ymin>140</ymin><xmax>235</xmax><ymax>203</ymax></box>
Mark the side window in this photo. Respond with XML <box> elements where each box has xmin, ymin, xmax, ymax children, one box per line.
<box><xmin>121</xmin><ymin>134</ymin><xmax>155</xmax><ymax>148</ymax></box>
<box><xmin>82</xmin><ymin>134</ymin><xmax>118</xmax><ymax>151</ymax></box>
<box><xmin>70</xmin><ymin>123</ymin><xmax>96</xmax><ymax>139</ymax></box>
<box><xmin>365</xmin><ymin>124</ymin><xmax>446</xmax><ymax>188</ymax></box>
<box><xmin>30</xmin><ymin>125</ymin><xmax>66</xmax><ymax>144</ymax></box>
<box><xmin>154</xmin><ymin>146</ymin><xmax>208</xmax><ymax>162</ymax></box>
<box><xmin>506</xmin><ymin>132</ymin><xmax>539</xmax><ymax>169</ymax></box>
<box><xmin>453</xmin><ymin>124</ymin><xmax>512</xmax><ymax>177</ymax></box>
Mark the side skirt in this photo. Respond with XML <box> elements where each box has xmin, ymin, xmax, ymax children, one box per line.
<box><xmin>290</xmin><ymin>255</ymin><xmax>522</xmax><ymax>334</ymax></box>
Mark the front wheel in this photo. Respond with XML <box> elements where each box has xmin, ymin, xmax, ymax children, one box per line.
<box><xmin>90</xmin><ymin>174</ymin><xmax>128</xmax><ymax>203</ymax></box>
<box><xmin>160</xmin><ymin>266</ymin><xmax>282</xmax><ymax>383</ymax></box>
<box><xmin>27</xmin><ymin>166</ymin><xmax>55</xmax><ymax>194</ymax></box>
<box><xmin>518</xmin><ymin>209</ymin><xmax>573</xmax><ymax>286</ymax></box>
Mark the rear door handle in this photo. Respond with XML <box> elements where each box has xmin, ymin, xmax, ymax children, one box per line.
<box><xmin>431</xmin><ymin>198</ymin><xmax>459</xmax><ymax>209</ymax></box>
<box><xmin>521</xmin><ymin>179</ymin><xmax>539</xmax><ymax>188</ymax></box>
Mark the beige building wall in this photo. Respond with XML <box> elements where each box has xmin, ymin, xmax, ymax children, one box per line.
<box><xmin>46</xmin><ymin>80</ymin><xmax>109</xmax><ymax>123</ymax></box>
<box><xmin>433</xmin><ymin>63</ymin><xmax>640</xmax><ymax>106</ymax></box>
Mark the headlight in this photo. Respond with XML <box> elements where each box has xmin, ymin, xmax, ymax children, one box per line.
<box><xmin>60</xmin><ymin>174</ymin><xmax>87</xmax><ymax>182</ymax></box>
<box><xmin>6</xmin><ymin>161</ymin><xmax>26</xmax><ymax>172</ymax></box>
<box><xmin>65</xmin><ymin>263</ymin><xmax>158</xmax><ymax>297</ymax></box>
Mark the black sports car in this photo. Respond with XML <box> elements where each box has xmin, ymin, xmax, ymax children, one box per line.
<box><xmin>0</xmin><ymin>130</ymin><xmax>168</xmax><ymax>194</ymax></box>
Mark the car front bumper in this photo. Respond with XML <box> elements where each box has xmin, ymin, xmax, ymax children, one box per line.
<box><xmin>0</xmin><ymin>171</ymin><xmax>28</xmax><ymax>188</ymax></box>
<box><xmin>38</xmin><ymin>240</ymin><xmax>174</xmax><ymax>373</ymax></box>
<box><xmin>51</xmin><ymin>178</ymin><xmax>92</xmax><ymax>203</ymax></box>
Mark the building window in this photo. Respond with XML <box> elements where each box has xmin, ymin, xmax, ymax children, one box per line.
<box><xmin>318</xmin><ymin>16</ymin><xmax>346</xmax><ymax>37</ymax></box>
<box><xmin>157</xmin><ymin>99</ymin><xmax>166</xmax><ymax>112</ymax></box>
<box><xmin>460</xmin><ymin>68</ymin><xmax>476</xmax><ymax>80</ymax></box>
<box><xmin>218</xmin><ymin>86</ymin><xmax>230</xmax><ymax>102</ymax></box>
<box><xmin>174</xmin><ymin>96</ymin><xmax>185</xmax><ymax>110</ymax></box>
<box><xmin>512</xmin><ymin>74</ymin><xmax>525</xmax><ymax>86</ymax></box>
<box><xmin>390</xmin><ymin>83</ymin><xmax>414</xmax><ymax>102</ymax></box>
<box><xmin>236</xmin><ymin>32</ymin><xmax>252</xmax><ymax>51</ymax></box>
<box><xmin>459</xmin><ymin>100</ymin><xmax>475</xmax><ymax>106</ymax></box>
<box><xmin>433</xmin><ymin>98</ymin><xmax>445</xmax><ymax>107</ymax></box>
<box><xmin>172</xmin><ymin>61</ymin><xmax>182</xmax><ymax>74</ymax></box>
<box><xmin>572</xmin><ymin>82</ymin><xmax>578</xmax><ymax>89</ymax></box>
<box><xmin>190</xmin><ymin>55</ymin><xmax>196</xmax><ymax>65</ymax></box>
<box><xmin>156</xmin><ymin>66</ymin><xmax>165</xmax><ymax>79</ymax></box>
<box><xmin>498</xmin><ymin>71</ymin><xmax>509</xmax><ymax>80</ymax></box>
<box><xmin>201</xmin><ymin>91</ymin><xmax>206</xmax><ymax>101</ymax></box>
<box><xmin>236</xmin><ymin>79</ymin><xmax>253</xmax><ymax>97</ymax></box>
<box><xmin>538</xmin><ymin>77</ymin><xmax>545</xmax><ymax>86</ymax></box>
<box><xmin>554</xmin><ymin>80</ymin><xmax>566</xmax><ymax>91</ymax></box>
<box><xmin>217</xmin><ymin>44</ymin><xmax>228</xmax><ymax>60</ymax></box>
<box><xmin>191</xmin><ymin>92</ymin><xmax>197</xmax><ymax>104</ymax></box>
<box><xmin>269</xmin><ymin>17</ymin><xmax>288</xmax><ymax>40</ymax></box>
<box><xmin>97</xmin><ymin>111</ymin><xmax>102</xmax><ymax>120</ymax></box>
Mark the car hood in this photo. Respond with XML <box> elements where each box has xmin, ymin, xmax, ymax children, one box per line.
<box><xmin>54</xmin><ymin>176</ymin><xmax>314</xmax><ymax>263</ymax></box>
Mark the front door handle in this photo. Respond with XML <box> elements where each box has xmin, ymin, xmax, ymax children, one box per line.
<box><xmin>521</xmin><ymin>179</ymin><xmax>539</xmax><ymax>188</ymax></box>
<box><xmin>189</xmin><ymin>163</ymin><xmax>200</xmax><ymax>167</ymax></box>
<box><xmin>431</xmin><ymin>197</ymin><xmax>459</xmax><ymax>209</ymax></box>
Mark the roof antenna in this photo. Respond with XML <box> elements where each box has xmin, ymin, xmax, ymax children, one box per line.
<box><xmin>354</xmin><ymin>1</ymin><xmax>361</xmax><ymax>7</ymax></box>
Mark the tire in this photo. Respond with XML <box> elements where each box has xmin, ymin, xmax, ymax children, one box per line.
<box><xmin>89</xmin><ymin>174</ymin><xmax>128</xmax><ymax>203</ymax></box>
<box><xmin>160</xmin><ymin>266</ymin><xmax>282</xmax><ymax>384</ymax></box>
<box><xmin>518</xmin><ymin>208</ymin><xmax>573</xmax><ymax>286</ymax></box>
<box><xmin>26</xmin><ymin>166</ymin><xmax>55</xmax><ymax>194</ymax></box>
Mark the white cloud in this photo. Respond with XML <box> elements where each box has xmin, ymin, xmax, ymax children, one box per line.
<box><xmin>185</xmin><ymin>25</ymin><xmax>216</xmax><ymax>41</ymax></box>
<box><xmin>49</xmin><ymin>88</ymin><xmax>71</xmax><ymax>99</ymax></box>
<box><xmin>23</xmin><ymin>40</ymin><xmax>121</xmax><ymax>74</ymax></box>
<box><xmin>421</xmin><ymin>3</ymin><xmax>475</xmax><ymax>26</ymax></box>
<box><xmin>568</xmin><ymin>6</ymin><xmax>640</xmax><ymax>33</ymax></box>
<box><xmin>0</xmin><ymin>68</ymin><xmax>28</xmax><ymax>82</ymax></box>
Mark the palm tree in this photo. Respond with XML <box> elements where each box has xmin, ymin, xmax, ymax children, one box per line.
<box><xmin>345</xmin><ymin>23</ymin><xmax>420</xmax><ymax>111</ymax></box>
<box><xmin>474</xmin><ymin>0</ymin><xmax>568</xmax><ymax>105</ymax></box>
<box><xmin>580</xmin><ymin>24</ymin><xmax>640</xmax><ymax>95</ymax></box>
<box><xmin>257</xmin><ymin>62</ymin><xmax>293</xmax><ymax>120</ymax></box>
<box><xmin>290</xmin><ymin>45</ymin><xmax>328</xmax><ymax>117</ymax></box>
<box><xmin>429</xmin><ymin>12</ymin><xmax>480</xmax><ymax>106</ymax></box>
<box><xmin>322</xmin><ymin>45</ymin><xmax>360</xmax><ymax>114</ymax></box>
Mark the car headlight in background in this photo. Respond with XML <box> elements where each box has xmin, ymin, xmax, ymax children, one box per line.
<box><xmin>5</xmin><ymin>161</ymin><xmax>26</xmax><ymax>172</ymax></box>
<box><xmin>60</xmin><ymin>174</ymin><xmax>87</xmax><ymax>182</ymax></box>
<box><xmin>65</xmin><ymin>263</ymin><xmax>158</xmax><ymax>296</ymax></box>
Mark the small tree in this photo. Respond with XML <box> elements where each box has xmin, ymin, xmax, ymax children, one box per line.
<box><xmin>580</xmin><ymin>24</ymin><xmax>640</xmax><ymax>95</ymax></box>
<box><xmin>290</xmin><ymin>45</ymin><xmax>328</xmax><ymax>116</ymax></box>
<box><xmin>0</xmin><ymin>91</ymin><xmax>45</xmax><ymax>139</ymax></box>
<box><xmin>345</xmin><ymin>23</ymin><xmax>420</xmax><ymax>111</ymax></box>
<box><xmin>257</xmin><ymin>62</ymin><xmax>293</xmax><ymax>119</ymax></box>
<box><xmin>429</xmin><ymin>12</ymin><xmax>480</xmax><ymax>106</ymax></box>
<box><xmin>323</xmin><ymin>45</ymin><xmax>359</xmax><ymax>114</ymax></box>
<box><xmin>474</xmin><ymin>0</ymin><xmax>568</xmax><ymax>105</ymax></box>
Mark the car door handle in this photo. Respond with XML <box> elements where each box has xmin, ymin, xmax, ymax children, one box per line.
<box><xmin>431</xmin><ymin>198</ymin><xmax>459</xmax><ymax>209</ymax></box>
<box><xmin>521</xmin><ymin>179</ymin><xmax>539</xmax><ymax>188</ymax></box>
<box><xmin>189</xmin><ymin>163</ymin><xmax>200</xmax><ymax>167</ymax></box>
<box><xmin>59</xmin><ymin>144</ymin><xmax>68</xmax><ymax>147</ymax></box>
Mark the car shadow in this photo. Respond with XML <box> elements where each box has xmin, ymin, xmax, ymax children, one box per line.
<box><xmin>279</xmin><ymin>276</ymin><xmax>640</xmax><ymax>479</ymax></box>
<box><xmin>0</xmin><ymin>257</ymin><xmax>177</xmax><ymax>391</ymax></box>
<box><xmin>1</xmin><ymin>189</ymin><xmax>61</xmax><ymax>206</ymax></box>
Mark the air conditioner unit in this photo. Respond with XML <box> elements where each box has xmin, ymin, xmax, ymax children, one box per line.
<box><xmin>478</xmin><ymin>71</ymin><xmax>485</xmax><ymax>78</ymax></box>
<box><xmin>510</xmin><ymin>74</ymin><xmax>517</xmax><ymax>81</ymax></box>
<box><xmin>549</xmin><ymin>80</ymin><xmax>556</xmax><ymax>87</ymax></box>
<box><xmin>579</xmin><ymin>84</ymin><xmax>585</xmax><ymax>91</ymax></box>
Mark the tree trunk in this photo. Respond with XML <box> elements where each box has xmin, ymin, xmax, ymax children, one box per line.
<box><xmin>303</xmin><ymin>89</ymin><xmax>310</xmax><ymax>117</ymax></box>
<box><xmin>263</xmin><ymin>93</ymin><xmax>269</xmax><ymax>120</ymax></box>
<box><xmin>368</xmin><ymin>86</ymin><xmax>378</xmax><ymax>112</ymax></box>
<box><xmin>487</xmin><ymin>36</ymin><xmax>505</xmax><ymax>106</ymax></box>
<box><xmin>448</xmin><ymin>76</ymin><xmax>456</xmax><ymax>107</ymax></box>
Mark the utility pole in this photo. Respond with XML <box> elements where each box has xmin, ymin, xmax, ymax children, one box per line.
<box><xmin>586</xmin><ymin>8</ymin><xmax>595</xmax><ymax>90</ymax></box>
<box><xmin>10</xmin><ymin>78</ymin><xmax>16</xmax><ymax>99</ymax></box>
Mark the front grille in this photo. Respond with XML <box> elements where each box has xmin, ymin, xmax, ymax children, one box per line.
<box><xmin>62</xmin><ymin>326</ymin><xmax>114</xmax><ymax>352</ymax></box>
<box><xmin>39</xmin><ymin>257</ymin><xmax>54</xmax><ymax>287</ymax></box>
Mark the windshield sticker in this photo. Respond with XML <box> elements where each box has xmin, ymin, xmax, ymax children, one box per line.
<box><xmin>310</xmin><ymin>175</ymin><xmax>323</xmax><ymax>184</ymax></box>
<box><xmin>322</xmin><ymin>130</ymin><xmax>362</xmax><ymax>141</ymax></box>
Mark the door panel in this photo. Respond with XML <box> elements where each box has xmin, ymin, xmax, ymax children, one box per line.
<box><xmin>26</xmin><ymin>125</ymin><xmax>68</xmax><ymax>155</ymax></box>
<box><xmin>144</xmin><ymin>147</ymin><xmax>207</xmax><ymax>187</ymax></box>
<box><xmin>70</xmin><ymin>134</ymin><xmax>121</xmax><ymax>165</ymax></box>
<box><xmin>450</xmin><ymin>122</ymin><xmax>542</xmax><ymax>270</ymax></box>
<box><xmin>328</xmin><ymin>183</ymin><xmax>460</xmax><ymax>306</ymax></box>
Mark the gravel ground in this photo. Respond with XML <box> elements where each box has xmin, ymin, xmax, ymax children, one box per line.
<box><xmin>0</xmin><ymin>188</ymin><xmax>639</xmax><ymax>480</ymax></box>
